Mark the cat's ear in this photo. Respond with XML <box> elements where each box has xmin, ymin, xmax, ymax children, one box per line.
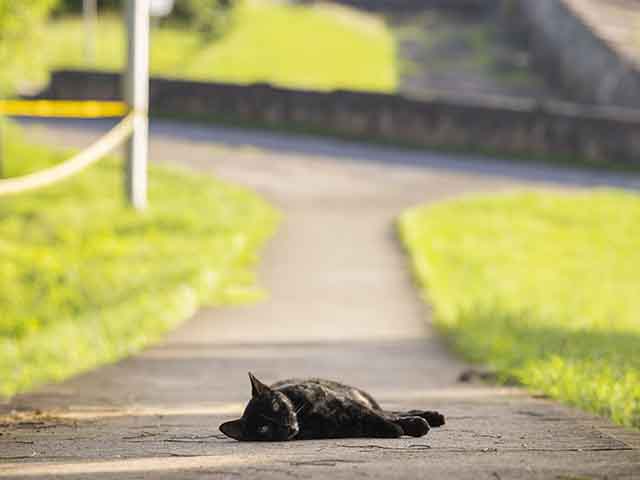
<box><xmin>248</xmin><ymin>372</ymin><xmax>270</xmax><ymax>397</ymax></box>
<box><xmin>219</xmin><ymin>419</ymin><xmax>245</xmax><ymax>440</ymax></box>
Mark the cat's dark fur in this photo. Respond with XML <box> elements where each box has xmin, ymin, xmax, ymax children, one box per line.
<box><xmin>219</xmin><ymin>372</ymin><xmax>445</xmax><ymax>441</ymax></box>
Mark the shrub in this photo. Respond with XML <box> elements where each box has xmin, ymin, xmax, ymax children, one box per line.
<box><xmin>53</xmin><ymin>0</ymin><xmax>236</xmax><ymax>39</ymax></box>
<box><xmin>172</xmin><ymin>0</ymin><xmax>235</xmax><ymax>39</ymax></box>
<box><xmin>0</xmin><ymin>0</ymin><xmax>58</xmax><ymax>94</ymax></box>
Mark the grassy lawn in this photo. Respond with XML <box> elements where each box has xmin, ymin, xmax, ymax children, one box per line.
<box><xmin>0</xmin><ymin>121</ymin><xmax>279</xmax><ymax>398</ymax></box>
<box><xmin>41</xmin><ymin>0</ymin><xmax>396</xmax><ymax>92</ymax></box>
<box><xmin>398</xmin><ymin>190</ymin><xmax>640</xmax><ymax>428</ymax></box>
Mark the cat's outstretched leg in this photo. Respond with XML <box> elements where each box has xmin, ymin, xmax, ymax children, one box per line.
<box><xmin>363</xmin><ymin>412</ymin><xmax>404</xmax><ymax>438</ymax></box>
<box><xmin>389</xmin><ymin>410</ymin><xmax>445</xmax><ymax>428</ymax></box>
<box><xmin>365</xmin><ymin>410</ymin><xmax>431</xmax><ymax>438</ymax></box>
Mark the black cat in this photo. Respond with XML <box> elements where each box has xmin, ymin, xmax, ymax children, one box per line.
<box><xmin>219</xmin><ymin>373</ymin><xmax>445</xmax><ymax>441</ymax></box>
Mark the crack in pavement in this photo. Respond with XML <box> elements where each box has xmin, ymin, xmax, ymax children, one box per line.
<box><xmin>289</xmin><ymin>459</ymin><xmax>367</xmax><ymax>467</ymax></box>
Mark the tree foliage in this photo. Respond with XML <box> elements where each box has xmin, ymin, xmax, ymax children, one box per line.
<box><xmin>53</xmin><ymin>0</ymin><xmax>235</xmax><ymax>39</ymax></box>
<box><xmin>172</xmin><ymin>0</ymin><xmax>234</xmax><ymax>39</ymax></box>
<box><xmin>0</xmin><ymin>0</ymin><xmax>58</xmax><ymax>95</ymax></box>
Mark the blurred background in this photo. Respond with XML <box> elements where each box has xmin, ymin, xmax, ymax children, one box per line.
<box><xmin>4</xmin><ymin>0</ymin><xmax>640</xmax><ymax>102</ymax></box>
<box><xmin>1</xmin><ymin>0</ymin><xmax>639</xmax><ymax>436</ymax></box>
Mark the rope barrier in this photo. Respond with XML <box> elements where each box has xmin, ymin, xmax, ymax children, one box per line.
<box><xmin>0</xmin><ymin>99</ymin><xmax>128</xmax><ymax>118</ymax></box>
<box><xmin>0</xmin><ymin>113</ymin><xmax>135</xmax><ymax>196</ymax></box>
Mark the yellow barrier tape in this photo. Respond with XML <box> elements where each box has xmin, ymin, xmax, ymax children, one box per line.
<box><xmin>0</xmin><ymin>99</ymin><xmax>128</xmax><ymax>118</ymax></box>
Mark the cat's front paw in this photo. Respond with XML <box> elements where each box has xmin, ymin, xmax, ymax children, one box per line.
<box><xmin>398</xmin><ymin>417</ymin><xmax>430</xmax><ymax>437</ymax></box>
<box><xmin>424</xmin><ymin>411</ymin><xmax>445</xmax><ymax>428</ymax></box>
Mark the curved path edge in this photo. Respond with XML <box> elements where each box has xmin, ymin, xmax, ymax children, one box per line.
<box><xmin>1</xmin><ymin>119</ymin><xmax>639</xmax><ymax>479</ymax></box>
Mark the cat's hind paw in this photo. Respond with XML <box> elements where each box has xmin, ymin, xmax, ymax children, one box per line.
<box><xmin>397</xmin><ymin>417</ymin><xmax>430</xmax><ymax>437</ymax></box>
<box><xmin>405</xmin><ymin>410</ymin><xmax>446</xmax><ymax>428</ymax></box>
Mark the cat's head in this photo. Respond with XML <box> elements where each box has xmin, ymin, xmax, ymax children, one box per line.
<box><xmin>219</xmin><ymin>372</ymin><xmax>299</xmax><ymax>441</ymax></box>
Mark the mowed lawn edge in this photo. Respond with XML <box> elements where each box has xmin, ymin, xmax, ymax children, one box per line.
<box><xmin>398</xmin><ymin>189</ymin><xmax>640</xmax><ymax>429</ymax></box>
<box><xmin>0</xmin><ymin>123</ymin><xmax>279</xmax><ymax>398</ymax></box>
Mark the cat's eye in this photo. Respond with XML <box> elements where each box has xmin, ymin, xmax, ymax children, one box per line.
<box><xmin>259</xmin><ymin>425</ymin><xmax>270</xmax><ymax>434</ymax></box>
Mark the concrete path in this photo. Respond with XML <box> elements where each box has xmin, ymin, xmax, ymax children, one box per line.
<box><xmin>2</xmin><ymin>120</ymin><xmax>640</xmax><ymax>479</ymax></box>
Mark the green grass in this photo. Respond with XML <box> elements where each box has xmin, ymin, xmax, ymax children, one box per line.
<box><xmin>0</xmin><ymin>121</ymin><xmax>279</xmax><ymax>397</ymax></box>
<box><xmin>40</xmin><ymin>0</ymin><xmax>396</xmax><ymax>92</ymax></box>
<box><xmin>398</xmin><ymin>190</ymin><xmax>640</xmax><ymax>428</ymax></box>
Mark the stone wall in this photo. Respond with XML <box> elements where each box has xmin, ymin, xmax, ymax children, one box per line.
<box><xmin>37</xmin><ymin>70</ymin><xmax>640</xmax><ymax>166</ymax></box>
<box><xmin>515</xmin><ymin>0</ymin><xmax>640</xmax><ymax>109</ymax></box>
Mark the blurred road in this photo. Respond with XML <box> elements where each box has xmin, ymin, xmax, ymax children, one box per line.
<box><xmin>2</xmin><ymin>119</ymin><xmax>639</xmax><ymax>478</ymax></box>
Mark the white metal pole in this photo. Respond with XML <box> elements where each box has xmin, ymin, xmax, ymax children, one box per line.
<box><xmin>124</xmin><ymin>0</ymin><xmax>150</xmax><ymax>210</ymax></box>
<box><xmin>83</xmin><ymin>0</ymin><xmax>97</xmax><ymax>65</ymax></box>
<box><xmin>0</xmin><ymin>116</ymin><xmax>4</xmax><ymax>178</ymax></box>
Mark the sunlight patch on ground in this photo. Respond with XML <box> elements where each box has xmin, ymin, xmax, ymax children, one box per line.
<box><xmin>139</xmin><ymin>345</ymin><xmax>314</xmax><ymax>359</ymax></box>
<box><xmin>0</xmin><ymin>455</ymin><xmax>262</xmax><ymax>477</ymax></box>
<box><xmin>0</xmin><ymin>403</ymin><xmax>245</xmax><ymax>422</ymax></box>
<box><xmin>377</xmin><ymin>386</ymin><xmax>529</xmax><ymax>404</ymax></box>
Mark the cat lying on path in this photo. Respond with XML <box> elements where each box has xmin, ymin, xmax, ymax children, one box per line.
<box><xmin>220</xmin><ymin>372</ymin><xmax>445</xmax><ymax>441</ymax></box>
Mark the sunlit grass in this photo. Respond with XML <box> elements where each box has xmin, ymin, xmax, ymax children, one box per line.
<box><xmin>399</xmin><ymin>190</ymin><xmax>640</xmax><ymax>428</ymax></box>
<box><xmin>0</xmin><ymin>122</ymin><xmax>279</xmax><ymax>397</ymax></box>
<box><xmin>42</xmin><ymin>0</ymin><xmax>396</xmax><ymax>92</ymax></box>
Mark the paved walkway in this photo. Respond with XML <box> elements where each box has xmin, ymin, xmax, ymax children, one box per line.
<box><xmin>2</xmin><ymin>120</ymin><xmax>640</xmax><ymax>478</ymax></box>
